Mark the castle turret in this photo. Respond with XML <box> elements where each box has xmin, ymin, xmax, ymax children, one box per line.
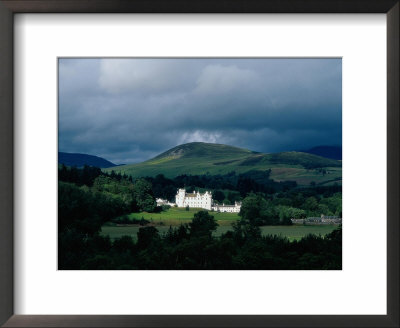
<box><xmin>175</xmin><ymin>188</ymin><xmax>186</xmax><ymax>207</ymax></box>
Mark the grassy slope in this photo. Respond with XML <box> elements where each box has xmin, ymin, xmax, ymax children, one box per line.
<box><xmin>105</xmin><ymin>142</ymin><xmax>342</xmax><ymax>186</ymax></box>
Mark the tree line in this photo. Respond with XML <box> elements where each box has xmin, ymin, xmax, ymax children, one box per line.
<box><xmin>59</xmin><ymin>202</ymin><xmax>342</xmax><ymax>270</ymax></box>
<box><xmin>59</xmin><ymin>165</ymin><xmax>342</xmax><ymax>223</ymax></box>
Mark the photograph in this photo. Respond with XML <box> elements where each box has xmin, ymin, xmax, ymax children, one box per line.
<box><xmin>58</xmin><ymin>58</ymin><xmax>342</xmax><ymax>270</ymax></box>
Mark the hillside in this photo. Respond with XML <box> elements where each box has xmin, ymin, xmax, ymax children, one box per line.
<box><xmin>105</xmin><ymin>142</ymin><xmax>341</xmax><ymax>186</ymax></box>
<box><xmin>59</xmin><ymin>152</ymin><xmax>117</xmax><ymax>168</ymax></box>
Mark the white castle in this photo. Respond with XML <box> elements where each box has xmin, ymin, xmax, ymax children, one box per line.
<box><xmin>176</xmin><ymin>188</ymin><xmax>213</xmax><ymax>210</ymax></box>
<box><xmin>166</xmin><ymin>188</ymin><xmax>241</xmax><ymax>213</ymax></box>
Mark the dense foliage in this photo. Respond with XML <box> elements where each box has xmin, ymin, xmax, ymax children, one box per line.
<box><xmin>59</xmin><ymin>203</ymin><xmax>341</xmax><ymax>270</ymax></box>
<box><xmin>146</xmin><ymin>170</ymin><xmax>297</xmax><ymax>201</ymax></box>
<box><xmin>58</xmin><ymin>165</ymin><xmax>342</xmax><ymax>270</ymax></box>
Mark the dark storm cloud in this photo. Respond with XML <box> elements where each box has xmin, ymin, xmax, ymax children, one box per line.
<box><xmin>58</xmin><ymin>58</ymin><xmax>342</xmax><ymax>164</ymax></box>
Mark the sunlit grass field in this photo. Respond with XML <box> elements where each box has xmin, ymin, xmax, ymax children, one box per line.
<box><xmin>101</xmin><ymin>223</ymin><xmax>338</xmax><ymax>242</ymax></box>
<box><xmin>123</xmin><ymin>207</ymin><xmax>239</xmax><ymax>226</ymax></box>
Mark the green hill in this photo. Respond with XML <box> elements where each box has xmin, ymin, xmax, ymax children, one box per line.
<box><xmin>59</xmin><ymin>152</ymin><xmax>116</xmax><ymax>168</ymax></box>
<box><xmin>105</xmin><ymin>142</ymin><xmax>342</xmax><ymax>186</ymax></box>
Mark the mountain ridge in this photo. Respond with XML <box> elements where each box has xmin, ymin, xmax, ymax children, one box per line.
<box><xmin>152</xmin><ymin>142</ymin><xmax>252</xmax><ymax>161</ymax></box>
<box><xmin>59</xmin><ymin>152</ymin><xmax>117</xmax><ymax>168</ymax></box>
<box><xmin>303</xmin><ymin>145</ymin><xmax>342</xmax><ymax>160</ymax></box>
<box><xmin>105</xmin><ymin>142</ymin><xmax>342</xmax><ymax>186</ymax></box>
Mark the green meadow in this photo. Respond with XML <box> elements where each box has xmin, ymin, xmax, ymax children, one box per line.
<box><xmin>103</xmin><ymin>207</ymin><xmax>339</xmax><ymax>242</ymax></box>
<box><xmin>121</xmin><ymin>207</ymin><xmax>239</xmax><ymax>226</ymax></box>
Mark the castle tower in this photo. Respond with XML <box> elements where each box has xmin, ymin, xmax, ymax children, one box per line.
<box><xmin>175</xmin><ymin>188</ymin><xmax>186</xmax><ymax>207</ymax></box>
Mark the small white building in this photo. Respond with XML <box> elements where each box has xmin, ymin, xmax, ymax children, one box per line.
<box><xmin>212</xmin><ymin>202</ymin><xmax>242</xmax><ymax>213</ymax></box>
<box><xmin>156</xmin><ymin>198</ymin><xmax>175</xmax><ymax>207</ymax></box>
<box><xmin>175</xmin><ymin>188</ymin><xmax>212</xmax><ymax>210</ymax></box>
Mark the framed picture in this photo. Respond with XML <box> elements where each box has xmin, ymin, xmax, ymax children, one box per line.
<box><xmin>57</xmin><ymin>56</ymin><xmax>343</xmax><ymax>271</ymax></box>
<box><xmin>0</xmin><ymin>0</ymin><xmax>398</xmax><ymax>327</ymax></box>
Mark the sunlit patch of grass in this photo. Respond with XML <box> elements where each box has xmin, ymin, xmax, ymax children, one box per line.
<box><xmin>126</xmin><ymin>207</ymin><xmax>239</xmax><ymax>223</ymax></box>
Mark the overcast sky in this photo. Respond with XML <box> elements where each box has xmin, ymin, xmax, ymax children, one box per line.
<box><xmin>59</xmin><ymin>58</ymin><xmax>342</xmax><ymax>164</ymax></box>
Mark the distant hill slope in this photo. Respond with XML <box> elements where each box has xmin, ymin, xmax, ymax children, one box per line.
<box><xmin>105</xmin><ymin>142</ymin><xmax>342</xmax><ymax>186</ymax></box>
<box><xmin>59</xmin><ymin>152</ymin><xmax>117</xmax><ymax>168</ymax></box>
<box><xmin>303</xmin><ymin>146</ymin><xmax>342</xmax><ymax>160</ymax></box>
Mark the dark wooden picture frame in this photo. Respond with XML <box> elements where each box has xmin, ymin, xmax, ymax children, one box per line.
<box><xmin>0</xmin><ymin>1</ymin><xmax>398</xmax><ymax>327</ymax></box>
